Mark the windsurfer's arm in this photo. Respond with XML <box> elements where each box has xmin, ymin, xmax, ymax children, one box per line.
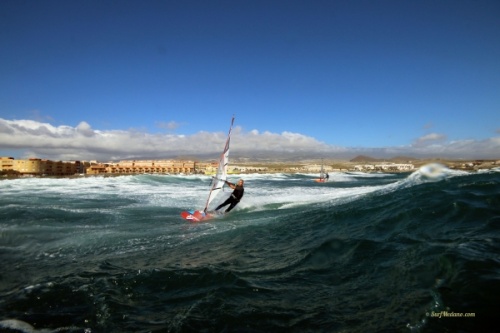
<box><xmin>225</xmin><ymin>180</ymin><xmax>236</xmax><ymax>189</ymax></box>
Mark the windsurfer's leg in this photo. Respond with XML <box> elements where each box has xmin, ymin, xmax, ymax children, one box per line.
<box><xmin>215</xmin><ymin>198</ymin><xmax>231</xmax><ymax>211</ymax></box>
<box><xmin>225</xmin><ymin>200</ymin><xmax>238</xmax><ymax>213</ymax></box>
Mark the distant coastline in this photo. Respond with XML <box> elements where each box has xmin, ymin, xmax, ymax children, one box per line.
<box><xmin>1</xmin><ymin>157</ymin><xmax>498</xmax><ymax>180</ymax></box>
<box><xmin>229</xmin><ymin>158</ymin><xmax>499</xmax><ymax>174</ymax></box>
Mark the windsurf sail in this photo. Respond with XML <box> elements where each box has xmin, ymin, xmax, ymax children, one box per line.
<box><xmin>203</xmin><ymin>116</ymin><xmax>234</xmax><ymax>213</ymax></box>
<box><xmin>319</xmin><ymin>160</ymin><xmax>325</xmax><ymax>180</ymax></box>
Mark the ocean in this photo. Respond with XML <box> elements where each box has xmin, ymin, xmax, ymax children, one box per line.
<box><xmin>1</xmin><ymin>164</ymin><xmax>499</xmax><ymax>333</ymax></box>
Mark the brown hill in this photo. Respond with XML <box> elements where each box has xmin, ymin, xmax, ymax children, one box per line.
<box><xmin>350</xmin><ymin>155</ymin><xmax>379</xmax><ymax>162</ymax></box>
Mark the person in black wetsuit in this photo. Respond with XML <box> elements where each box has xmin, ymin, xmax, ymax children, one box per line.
<box><xmin>214</xmin><ymin>179</ymin><xmax>244</xmax><ymax>213</ymax></box>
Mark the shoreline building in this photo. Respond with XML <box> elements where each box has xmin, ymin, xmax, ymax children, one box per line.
<box><xmin>0</xmin><ymin>157</ymin><xmax>86</xmax><ymax>176</ymax></box>
<box><xmin>353</xmin><ymin>163</ymin><xmax>415</xmax><ymax>172</ymax></box>
<box><xmin>85</xmin><ymin>160</ymin><xmax>206</xmax><ymax>175</ymax></box>
<box><xmin>1</xmin><ymin>157</ymin><xmax>229</xmax><ymax>176</ymax></box>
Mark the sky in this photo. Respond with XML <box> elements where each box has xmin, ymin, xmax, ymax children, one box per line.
<box><xmin>1</xmin><ymin>0</ymin><xmax>499</xmax><ymax>162</ymax></box>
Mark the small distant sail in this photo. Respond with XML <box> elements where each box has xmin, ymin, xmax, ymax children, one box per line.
<box><xmin>319</xmin><ymin>162</ymin><xmax>325</xmax><ymax>180</ymax></box>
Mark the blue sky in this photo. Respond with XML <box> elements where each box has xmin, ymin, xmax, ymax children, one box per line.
<box><xmin>1</xmin><ymin>0</ymin><xmax>499</xmax><ymax>161</ymax></box>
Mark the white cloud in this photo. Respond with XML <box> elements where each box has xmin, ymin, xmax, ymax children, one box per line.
<box><xmin>412</xmin><ymin>133</ymin><xmax>447</xmax><ymax>147</ymax></box>
<box><xmin>76</xmin><ymin>121</ymin><xmax>95</xmax><ymax>137</ymax></box>
<box><xmin>0</xmin><ymin>118</ymin><xmax>498</xmax><ymax>161</ymax></box>
<box><xmin>156</xmin><ymin>120</ymin><xmax>181</xmax><ymax>131</ymax></box>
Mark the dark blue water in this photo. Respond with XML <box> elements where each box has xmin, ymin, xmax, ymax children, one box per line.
<box><xmin>1</xmin><ymin>165</ymin><xmax>499</xmax><ymax>332</ymax></box>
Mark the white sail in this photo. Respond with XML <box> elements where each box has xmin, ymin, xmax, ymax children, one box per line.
<box><xmin>204</xmin><ymin>116</ymin><xmax>234</xmax><ymax>212</ymax></box>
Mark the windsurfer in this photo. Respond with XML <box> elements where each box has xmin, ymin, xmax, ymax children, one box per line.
<box><xmin>214</xmin><ymin>179</ymin><xmax>245</xmax><ymax>213</ymax></box>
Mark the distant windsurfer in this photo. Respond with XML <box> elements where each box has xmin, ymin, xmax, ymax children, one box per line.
<box><xmin>214</xmin><ymin>179</ymin><xmax>245</xmax><ymax>213</ymax></box>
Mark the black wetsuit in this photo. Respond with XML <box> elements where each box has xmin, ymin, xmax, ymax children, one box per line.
<box><xmin>215</xmin><ymin>184</ymin><xmax>244</xmax><ymax>213</ymax></box>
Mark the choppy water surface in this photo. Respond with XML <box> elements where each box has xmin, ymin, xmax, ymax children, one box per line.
<box><xmin>1</xmin><ymin>166</ymin><xmax>499</xmax><ymax>332</ymax></box>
